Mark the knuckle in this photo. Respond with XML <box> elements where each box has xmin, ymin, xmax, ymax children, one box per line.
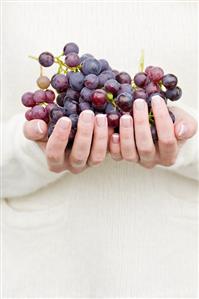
<box><xmin>79</xmin><ymin>124</ymin><xmax>93</xmax><ymax>138</ymax></box>
<box><xmin>160</xmin><ymin>137</ymin><xmax>175</xmax><ymax>147</ymax></box>
<box><xmin>135</xmin><ymin>117</ymin><xmax>145</xmax><ymax>126</ymax></box>
<box><xmin>70</xmin><ymin>156</ymin><xmax>85</xmax><ymax>167</ymax></box>
<box><xmin>46</xmin><ymin>150</ymin><xmax>60</xmax><ymax>163</ymax></box>
<box><xmin>139</xmin><ymin>146</ymin><xmax>154</xmax><ymax>156</ymax></box>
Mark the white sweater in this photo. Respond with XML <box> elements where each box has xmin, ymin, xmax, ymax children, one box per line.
<box><xmin>1</xmin><ymin>2</ymin><xmax>199</xmax><ymax>297</ymax></box>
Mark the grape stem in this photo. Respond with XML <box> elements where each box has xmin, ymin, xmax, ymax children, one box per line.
<box><xmin>139</xmin><ymin>49</ymin><xmax>144</xmax><ymax>72</ymax></box>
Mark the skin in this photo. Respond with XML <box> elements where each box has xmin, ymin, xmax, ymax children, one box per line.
<box><xmin>23</xmin><ymin>96</ymin><xmax>198</xmax><ymax>173</ymax></box>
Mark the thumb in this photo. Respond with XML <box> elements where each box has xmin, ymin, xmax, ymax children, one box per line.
<box><xmin>175</xmin><ymin>120</ymin><xmax>198</xmax><ymax>141</ymax></box>
<box><xmin>23</xmin><ymin>119</ymin><xmax>48</xmax><ymax>141</ymax></box>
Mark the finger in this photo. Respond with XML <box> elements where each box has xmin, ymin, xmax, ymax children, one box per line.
<box><xmin>46</xmin><ymin>117</ymin><xmax>71</xmax><ymax>171</ymax></box>
<box><xmin>69</xmin><ymin>110</ymin><xmax>95</xmax><ymax>168</ymax></box>
<box><xmin>133</xmin><ymin>99</ymin><xmax>156</xmax><ymax>167</ymax></box>
<box><xmin>175</xmin><ymin>120</ymin><xmax>198</xmax><ymax>140</ymax></box>
<box><xmin>87</xmin><ymin>114</ymin><xmax>108</xmax><ymax>166</ymax></box>
<box><xmin>152</xmin><ymin>95</ymin><xmax>178</xmax><ymax>166</ymax></box>
<box><xmin>109</xmin><ymin>133</ymin><xmax>122</xmax><ymax>161</ymax></box>
<box><xmin>119</xmin><ymin>115</ymin><xmax>138</xmax><ymax>162</ymax></box>
<box><xmin>23</xmin><ymin>119</ymin><xmax>47</xmax><ymax>141</ymax></box>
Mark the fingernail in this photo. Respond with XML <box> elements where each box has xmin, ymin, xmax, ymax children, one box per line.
<box><xmin>151</xmin><ymin>95</ymin><xmax>162</xmax><ymax>106</ymax></box>
<box><xmin>96</xmin><ymin>114</ymin><xmax>107</xmax><ymax>127</ymax></box>
<box><xmin>121</xmin><ymin>115</ymin><xmax>131</xmax><ymax>127</ymax></box>
<box><xmin>177</xmin><ymin>123</ymin><xmax>187</xmax><ymax>138</ymax></box>
<box><xmin>82</xmin><ymin>110</ymin><xmax>94</xmax><ymax>123</ymax></box>
<box><xmin>36</xmin><ymin>121</ymin><xmax>45</xmax><ymax>134</ymax></box>
<box><xmin>59</xmin><ymin>117</ymin><xmax>70</xmax><ymax>130</ymax></box>
<box><xmin>134</xmin><ymin>99</ymin><xmax>145</xmax><ymax>110</ymax></box>
<box><xmin>112</xmin><ymin>134</ymin><xmax>119</xmax><ymax>144</ymax></box>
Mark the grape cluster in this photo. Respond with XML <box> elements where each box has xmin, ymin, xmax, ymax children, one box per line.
<box><xmin>21</xmin><ymin>42</ymin><xmax>182</xmax><ymax>147</ymax></box>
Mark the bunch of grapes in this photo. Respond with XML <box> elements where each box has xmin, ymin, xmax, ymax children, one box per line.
<box><xmin>21</xmin><ymin>42</ymin><xmax>182</xmax><ymax>148</ymax></box>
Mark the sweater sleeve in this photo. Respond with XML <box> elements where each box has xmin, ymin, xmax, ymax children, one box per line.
<box><xmin>1</xmin><ymin>114</ymin><xmax>68</xmax><ymax>198</ymax></box>
<box><xmin>158</xmin><ymin>102</ymin><xmax>199</xmax><ymax>181</ymax></box>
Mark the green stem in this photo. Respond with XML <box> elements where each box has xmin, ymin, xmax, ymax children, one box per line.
<box><xmin>139</xmin><ymin>49</ymin><xmax>144</xmax><ymax>72</ymax></box>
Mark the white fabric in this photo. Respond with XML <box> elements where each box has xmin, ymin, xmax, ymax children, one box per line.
<box><xmin>1</xmin><ymin>2</ymin><xmax>198</xmax><ymax>297</ymax></box>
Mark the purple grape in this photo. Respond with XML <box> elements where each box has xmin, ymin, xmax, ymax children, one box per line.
<box><xmin>45</xmin><ymin>89</ymin><xmax>55</xmax><ymax>103</ymax></box>
<box><xmin>107</xmin><ymin>112</ymin><xmax>120</xmax><ymax>128</ymax></box>
<box><xmin>63</xmin><ymin>42</ymin><xmax>79</xmax><ymax>55</ymax></box>
<box><xmin>81</xmin><ymin>58</ymin><xmax>101</xmax><ymax>75</ymax></box>
<box><xmin>65</xmin><ymin>88</ymin><xmax>80</xmax><ymax>102</ymax></box>
<box><xmin>91</xmin><ymin>89</ymin><xmax>107</xmax><ymax>109</ymax></box>
<box><xmin>105</xmin><ymin>103</ymin><xmax>117</xmax><ymax>114</ymax></box>
<box><xmin>51</xmin><ymin>74</ymin><xmax>68</xmax><ymax>92</ymax></box>
<box><xmin>39</xmin><ymin>52</ymin><xmax>54</xmax><ymax>67</ymax></box>
<box><xmin>165</xmin><ymin>86</ymin><xmax>182</xmax><ymax>101</ymax></box>
<box><xmin>133</xmin><ymin>72</ymin><xmax>147</xmax><ymax>87</ymax></box>
<box><xmin>112</xmin><ymin>69</ymin><xmax>119</xmax><ymax>76</ymax></box>
<box><xmin>33</xmin><ymin>90</ymin><xmax>47</xmax><ymax>104</ymax></box>
<box><xmin>151</xmin><ymin>125</ymin><xmax>158</xmax><ymax>143</ymax></box>
<box><xmin>69</xmin><ymin>71</ymin><xmax>84</xmax><ymax>91</ymax></box>
<box><xmin>65</xmin><ymin>52</ymin><xmax>80</xmax><ymax>67</ymax></box>
<box><xmin>78</xmin><ymin>101</ymin><xmax>92</xmax><ymax>113</ymax></box>
<box><xmin>104</xmin><ymin>79</ymin><xmax>120</xmax><ymax>96</ymax></box>
<box><xmin>118</xmin><ymin>83</ymin><xmax>133</xmax><ymax>96</ymax></box>
<box><xmin>69</xmin><ymin>113</ymin><xmax>79</xmax><ymax>129</ymax></box>
<box><xmin>98</xmin><ymin>59</ymin><xmax>109</xmax><ymax>72</ymax></box>
<box><xmin>116</xmin><ymin>92</ymin><xmax>133</xmax><ymax>112</ymax></box>
<box><xmin>80</xmin><ymin>53</ymin><xmax>94</xmax><ymax>63</ymax></box>
<box><xmin>133</xmin><ymin>88</ymin><xmax>147</xmax><ymax>100</ymax></box>
<box><xmin>50</xmin><ymin>107</ymin><xmax>64</xmax><ymax>122</ymax></box>
<box><xmin>48</xmin><ymin>122</ymin><xmax>55</xmax><ymax>137</ymax></box>
<box><xmin>98</xmin><ymin>70</ymin><xmax>115</xmax><ymax>87</ymax></box>
<box><xmin>32</xmin><ymin>105</ymin><xmax>47</xmax><ymax>120</ymax></box>
<box><xmin>145</xmin><ymin>66</ymin><xmax>154</xmax><ymax>75</ymax></box>
<box><xmin>46</xmin><ymin>103</ymin><xmax>57</xmax><ymax>113</ymax></box>
<box><xmin>145</xmin><ymin>82</ymin><xmax>160</xmax><ymax>95</ymax></box>
<box><xmin>21</xmin><ymin>92</ymin><xmax>35</xmax><ymax>107</ymax></box>
<box><xmin>116</xmin><ymin>72</ymin><xmax>131</xmax><ymax>84</ymax></box>
<box><xmin>56</xmin><ymin>92</ymin><xmax>66</xmax><ymax>107</ymax></box>
<box><xmin>80</xmin><ymin>87</ymin><xmax>93</xmax><ymax>102</ymax></box>
<box><xmin>25</xmin><ymin>109</ymin><xmax>33</xmax><ymax>120</ymax></box>
<box><xmin>84</xmin><ymin>74</ymin><xmax>99</xmax><ymax>89</ymax></box>
<box><xmin>148</xmin><ymin>67</ymin><xmax>164</xmax><ymax>83</ymax></box>
<box><xmin>162</xmin><ymin>74</ymin><xmax>178</xmax><ymax>89</ymax></box>
<box><xmin>64</xmin><ymin>99</ymin><xmax>78</xmax><ymax>116</ymax></box>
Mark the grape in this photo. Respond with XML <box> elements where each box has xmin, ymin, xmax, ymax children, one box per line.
<box><xmin>147</xmin><ymin>67</ymin><xmax>164</xmax><ymax>82</ymax></box>
<box><xmin>118</xmin><ymin>83</ymin><xmax>133</xmax><ymax>95</ymax></box>
<box><xmin>39</xmin><ymin>52</ymin><xmax>54</xmax><ymax>67</ymax></box>
<box><xmin>25</xmin><ymin>109</ymin><xmax>33</xmax><ymax>120</ymax></box>
<box><xmin>50</xmin><ymin>107</ymin><xmax>64</xmax><ymax>122</ymax></box>
<box><xmin>84</xmin><ymin>74</ymin><xmax>99</xmax><ymax>89</ymax></box>
<box><xmin>51</xmin><ymin>74</ymin><xmax>68</xmax><ymax>92</ymax></box>
<box><xmin>69</xmin><ymin>71</ymin><xmax>84</xmax><ymax>91</ymax></box>
<box><xmin>145</xmin><ymin>82</ymin><xmax>160</xmax><ymax>95</ymax></box>
<box><xmin>162</xmin><ymin>74</ymin><xmax>178</xmax><ymax>89</ymax></box>
<box><xmin>63</xmin><ymin>42</ymin><xmax>79</xmax><ymax>55</ymax></box>
<box><xmin>133</xmin><ymin>88</ymin><xmax>147</xmax><ymax>100</ymax></box>
<box><xmin>104</xmin><ymin>79</ymin><xmax>120</xmax><ymax>96</ymax></box>
<box><xmin>147</xmin><ymin>92</ymin><xmax>167</xmax><ymax>107</ymax></box>
<box><xmin>69</xmin><ymin>113</ymin><xmax>79</xmax><ymax>129</ymax></box>
<box><xmin>37</xmin><ymin>76</ymin><xmax>50</xmax><ymax>89</ymax></box>
<box><xmin>165</xmin><ymin>86</ymin><xmax>182</xmax><ymax>101</ymax></box>
<box><xmin>99</xmin><ymin>59</ymin><xmax>109</xmax><ymax>72</ymax></box>
<box><xmin>65</xmin><ymin>88</ymin><xmax>80</xmax><ymax>102</ymax></box>
<box><xmin>78</xmin><ymin>101</ymin><xmax>92</xmax><ymax>113</ymax></box>
<box><xmin>133</xmin><ymin>72</ymin><xmax>147</xmax><ymax>87</ymax></box>
<box><xmin>48</xmin><ymin>122</ymin><xmax>55</xmax><ymax>137</ymax></box>
<box><xmin>116</xmin><ymin>72</ymin><xmax>131</xmax><ymax>84</ymax></box>
<box><xmin>80</xmin><ymin>53</ymin><xmax>93</xmax><ymax>63</ymax></box>
<box><xmin>33</xmin><ymin>90</ymin><xmax>47</xmax><ymax>104</ymax></box>
<box><xmin>98</xmin><ymin>70</ymin><xmax>115</xmax><ymax>87</ymax></box>
<box><xmin>63</xmin><ymin>99</ymin><xmax>78</xmax><ymax>116</ymax></box>
<box><xmin>151</xmin><ymin>125</ymin><xmax>158</xmax><ymax>143</ymax></box>
<box><xmin>56</xmin><ymin>92</ymin><xmax>66</xmax><ymax>107</ymax></box>
<box><xmin>21</xmin><ymin>92</ymin><xmax>35</xmax><ymax>107</ymax></box>
<box><xmin>105</xmin><ymin>103</ymin><xmax>117</xmax><ymax>114</ymax></box>
<box><xmin>81</xmin><ymin>58</ymin><xmax>101</xmax><ymax>75</ymax></box>
<box><xmin>91</xmin><ymin>89</ymin><xmax>107</xmax><ymax>109</ymax></box>
<box><xmin>116</xmin><ymin>92</ymin><xmax>133</xmax><ymax>112</ymax></box>
<box><xmin>107</xmin><ymin>112</ymin><xmax>120</xmax><ymax>128</ymax></box>
<box><xmin>168</xmin><ymin>110</ymin><xmax>175</xmax><ymax>123</ymax></box>
<box><xmin>65</xmin><ymin>52</ymin><xmax>80</xmax><ymax>67</ymax></box>
<box><xmin>80</xmin><ymin>87</ymin><xmax>93</xmax><ymax>102</ymax></box>
<box><xmin>145</xmin><ymin>66</ymin><xmax>154</xmax><ymax>75</ymax></box>
<box><xmin>32</xmin><ymin>105</ymin><xmax>47</xmax><ymax>119</ymax></box>
<box><xmin>45</xmin><ymin>89</ymin><xmax>55</xmax><ymax>103</ymax></box>
<box><xmin>46</xmin><ymin>103</ymin><xmax>56</xmax><ymax>113</ymax></box>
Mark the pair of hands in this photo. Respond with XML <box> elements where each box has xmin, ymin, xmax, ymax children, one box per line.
<box><xmin>24</xmin><ymin>96</ymin><xmax>197</xmax><ymax>174</ymax></box>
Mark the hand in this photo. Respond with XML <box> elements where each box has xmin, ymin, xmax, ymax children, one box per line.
<box><xmin>109</xmin><ymin>95</ymin><xmax>198</xmax><ymax>168</ymax></box>
<box><xmin>23</xmin><ymin>110</ymin><xmax>109</xmax><ymax>173</ymax></box>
